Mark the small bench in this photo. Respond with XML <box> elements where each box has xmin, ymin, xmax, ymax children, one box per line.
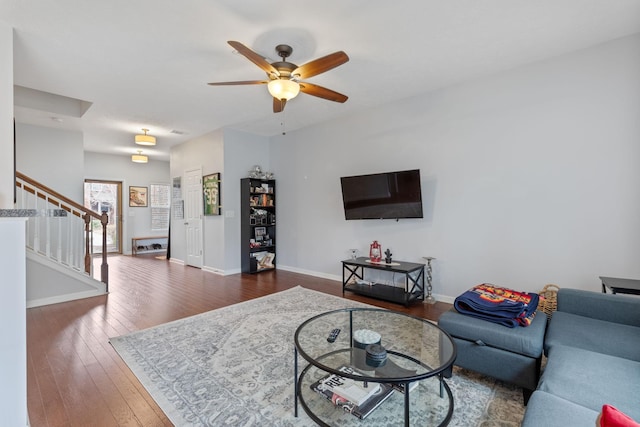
<box><xmin>438</xmin><ymin>308</ymin><xmax>547</xmax><ymax>404</ymax></box>
<box><xmin>131</xmin><ymin>236</ymin><xmax>168</xmax><ymax>256</ymax></box>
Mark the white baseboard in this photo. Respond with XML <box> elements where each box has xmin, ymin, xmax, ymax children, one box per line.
<box><xmin>276</xmin><ymin>264</ymin><xmax>342</xmax><ymax>282</ymax></box>
<box><xmin>27</xmin><ymin>289</ymin><xmax>106</xmax><ymax>308</ymax></box>
<box><xmin>202</xmin><ymin>266</ymin><xmax>242</xmax><ymax>276</ymax></box>
<box><xmin>169</xmin><ymin>257</ymin><xmax>185</xmax><ymax>266</ymax></box>
<box><xmin>223</xmin><ymin>267</ymin><xmax>242</xmax><ymax>275</ymax></box>
<box><xmin>202</xmin><ymin>266</ymin><xmax>224</xmax><ymax>275</ymax></box>
<box><xmin>434</xmin><ymin>293</ymin><xmax>455</xmax><ymax>304</ymax></box>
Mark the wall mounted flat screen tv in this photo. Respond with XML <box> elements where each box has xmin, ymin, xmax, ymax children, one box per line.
<box><xmin>340</xmin><ymin>169</ymin><xmax>423</xmax><ymax>220</ymax></box>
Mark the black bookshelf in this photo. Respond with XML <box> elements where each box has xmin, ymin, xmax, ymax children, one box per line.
<box><xmin>240</xmin><ymin>178</ymin><xmax>276</xmax><ymax>273</ymax></box>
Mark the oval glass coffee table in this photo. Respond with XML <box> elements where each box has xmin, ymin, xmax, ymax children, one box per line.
<box><xmin>294</xmin><ymin>308</ymin><xmax>456</xmax><ymax>426</ymax></box>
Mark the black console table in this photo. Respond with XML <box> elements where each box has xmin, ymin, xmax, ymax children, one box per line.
<box><xmin>342</xmin><ymin>257</ymin><xmax>425</xmax><ymax>306</ymax></box>
<box><xmin>600</xmin><ymin>276</ymin><xmax>640</xmax><ymax>295</ymax></box>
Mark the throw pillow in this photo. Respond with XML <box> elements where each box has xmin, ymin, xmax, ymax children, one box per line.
<box><xmin>598</xmin><ymin>405</ymin><xmax>640</xmax><ymax>427</ymax></box>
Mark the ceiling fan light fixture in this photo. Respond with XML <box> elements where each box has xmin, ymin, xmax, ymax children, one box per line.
<box><xmin>131</xmin><ymin>150</ymin><xmax>148</xmax><ymax>163</ymax></box>
<box><xmin>135</xmin><ymin>128</ymin><xmax>156</xmax><ymax>146</ymax></box>
<box><xmin>267</xmin><ymin>79</ymin><xmax>300</xmax><ymax>101</ymax></box>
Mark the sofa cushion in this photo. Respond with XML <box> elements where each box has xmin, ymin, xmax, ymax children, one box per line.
<box><xmin>438</xmin><ymin>309</ymin><xmax>546</xmax><ymax>358</ymax></box>
<box><xmin>557</xmin><ymin>288</ymin><xmax>640</xmax><ymax>327</ymax></box>
<box><xmin>522</xmin><ymin>390</ymin><xmax>598</xmax><ymax>427</ymax></box>
<box><xmin>545</xmin><ymin>311</ymin><xmax>640</xmax><ymax>361</ymax></box>
<box><xmin>538</xmin><ymin>345</ymin><xmax>640</xmax><ymax>420</ymax></box>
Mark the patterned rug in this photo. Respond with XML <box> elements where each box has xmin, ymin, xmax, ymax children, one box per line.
<box><xmin>110</xmin><ymin>286</ymin><xmax>524</xmax><ymax>426</ymax></box>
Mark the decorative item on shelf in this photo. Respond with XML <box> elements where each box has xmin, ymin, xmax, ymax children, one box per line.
<box><xmin>349</xmin><ymin>249</ymin><xmax>358</xmax><ymax>260</ymax></box>
<box><xmin>384</xmin><ymin>248</ymin><xmax>392</xmax><ymax>264</ymax></box>
<box><xmin>248</xmin><ymin>165</ymin><xmax>262</xmax><ymax>178</ymax></box>
<box><xmin>369</xmin><ymin>240</ymin><xmax>382</xmax><ymax>263</ymax></box>
<box><xmin>247</xmin><ymin>165</ymin><xmax>275</xmax><ymax>180</ymax></box>
<box><xmin>423</xmin><ymin>256</ymin><xmax>436</xmax><ymax>304</ymax></box>
<box><xmin>353</xmin><ymin>329</ymin><xmax>382</xmax><ymax>370</ymax></box>
<box><xmin>365</xmin><ymin>344</ymin><xmax>388</xmax><ymax>367</ymax></box>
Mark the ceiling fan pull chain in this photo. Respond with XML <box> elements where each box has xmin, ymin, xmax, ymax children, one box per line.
<box><xmin>281</xmin><ymin>109</ymin><xmax>287</xmax><ymax>135</ymax></box>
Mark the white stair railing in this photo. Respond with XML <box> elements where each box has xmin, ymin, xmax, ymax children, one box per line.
<box><xmin>15</xmin><ymin>172</ymin><xmax>109</xmax><ymax>289</ymax></box>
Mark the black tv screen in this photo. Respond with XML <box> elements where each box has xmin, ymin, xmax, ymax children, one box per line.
<box><xmin>340</xmin><ymin>169</ymin><xmax>423</xmax><ymax>220</ymax></box>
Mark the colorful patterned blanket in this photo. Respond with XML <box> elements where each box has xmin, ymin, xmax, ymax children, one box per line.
<box><xmin>454</xmin><ymin>284</ymin><xmax>539</xmax><ymax>327</ymax></box>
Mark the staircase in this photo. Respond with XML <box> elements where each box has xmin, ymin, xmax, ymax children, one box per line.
<box><xmin>15</xmin><ymin>172</ymin><xmax>109</xmax><ymax>307</ymax></box>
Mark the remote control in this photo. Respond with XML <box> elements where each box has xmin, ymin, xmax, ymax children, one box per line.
<box><xmin>327</xmin><ymin>328</ymin><xmax>341</xmax><ymax>343</ymax></box>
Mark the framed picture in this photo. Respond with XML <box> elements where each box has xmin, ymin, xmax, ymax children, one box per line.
<box><xmin>129</xmin><ymin>186</ymin><xmax>148</xmax><ymax>207</ymax></box>
<box><xmin>203</xmin><ymin>173</ymin><xmax>221</xmax><ymax>215</ymax></box>
<box><xmin>254</xmin><ymin>226</ymin><xmax>267</xmax><ymax>239</ymax></box>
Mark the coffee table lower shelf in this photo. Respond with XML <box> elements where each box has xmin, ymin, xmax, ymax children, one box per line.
<box><xmin>295</xmin><ymin>362</ymin><xmax>453</xmax><ymax>426</ymax></box>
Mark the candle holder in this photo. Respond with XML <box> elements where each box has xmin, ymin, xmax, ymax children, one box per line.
<box><xmin>423</xmin><ymin>256</ymin><xmax>436</xmax><ymax>304</ymax></box>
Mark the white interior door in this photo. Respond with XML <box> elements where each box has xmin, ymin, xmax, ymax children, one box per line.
<box><xmin>184</xmin><ymin>168</ymin><xmax>203</xmax><ymax>268</ymax></box>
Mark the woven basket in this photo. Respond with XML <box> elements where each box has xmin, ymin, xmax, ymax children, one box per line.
<box><xmin>538</xmin><ymin>284</ymin><xmax>560</xmax><ymax>319</ymax></box>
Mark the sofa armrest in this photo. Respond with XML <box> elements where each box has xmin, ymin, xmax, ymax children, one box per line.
<box><xmin>556</xmin><ymin>288</ymin><xmax>640</xmax><ymax>327</ymax></box>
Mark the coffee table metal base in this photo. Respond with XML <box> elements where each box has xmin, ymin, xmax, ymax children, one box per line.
<box><xmin>294</xmin><ymin>350</ymin><xmax>454</xmax><ymax>426</ymax></box>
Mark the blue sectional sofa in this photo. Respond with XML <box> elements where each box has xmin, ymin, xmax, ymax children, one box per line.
<box><xmin>522</xmin><ymin>288</ymin><xmax>640</xmax><ymax>426</ymax></box>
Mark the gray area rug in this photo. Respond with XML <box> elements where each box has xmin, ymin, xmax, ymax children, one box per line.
<box><xmin>110</xmin><ymin>286</ymin><xmax>524</xmax><ymax>426</ymax></box>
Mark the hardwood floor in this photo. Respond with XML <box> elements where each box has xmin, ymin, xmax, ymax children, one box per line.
<box><xmin>27</xmin><ymin>255</ymin><xmax>452</xmax><ymax>427</ymax></box>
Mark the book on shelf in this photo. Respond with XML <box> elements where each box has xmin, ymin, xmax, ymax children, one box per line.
<box><xmin>310</xmin><ymin>365</ymin><xmax>394</xmax><ymax>419</ymax></box>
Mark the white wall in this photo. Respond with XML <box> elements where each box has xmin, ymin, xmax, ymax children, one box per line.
<box><xmin>0</xmin><ymin>219</ymin><xmax>28</xmax><ymax>426</ymax></box>
<box><xmin>271</xmin><ymin>34</ymin><xmax>640</xmax><ymax>300</ymax></box>
<box><xmin>169</xmin><ymin>128</ymin><xmax>270</xmax><ymax>273</ymax></box>
<box><xmin>15</xmin><ymin>123</ymin><xmax>84</xmax><ymax>202</ymax></box>
<box><xmin>170</xmin><ymin>129</ymin><xmax>225</xmax><ymax>269</ymax></box>
<box><xmin>0</xmin><ymin>26</ymin><xmax>27</xmax><ymax>425</ymax></box>
<box><xmin>84</xmin><ymin>152</ymin><xmax>170</xmax><ymax>254</ymax></box>
<box><xmin>0</xmin><ymin>23</ymin><xmax>13</xmax><ymax>208</ymax></box>
<box><xmin>222</xmin><ymin>128</ymin><xmax>270</xmax><ymax>273</ymax></box>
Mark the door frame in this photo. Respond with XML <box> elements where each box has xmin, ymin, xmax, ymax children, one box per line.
<box><xmin>83</xmin><ymin>179</ymin><xmax>123</xmax><ymax>254</ymax></box>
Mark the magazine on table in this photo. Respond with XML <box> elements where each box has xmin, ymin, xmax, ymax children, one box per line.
<box><xmin>310</xmin><ymin>365</ymin><xmax>395</xmax><ymax>419</ymax></box>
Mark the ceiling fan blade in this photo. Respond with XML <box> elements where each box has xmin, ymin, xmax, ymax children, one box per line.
<box><xmin>207</xmin><ymin>80</ymin><xmax>268</xmax><ymax>86</ymax></box>
<box><xmin>227</xmin><ymin>41</ymin><xmax>279</xmax><ymax>77</ymax></box>
<box><xmin>299</xmin><ymin>82</ymin><xmax>348</xmax><ymax>103</ymax></box>
<box><xmin>273</xmin><ymin>98</ymin><xmax>286</xmax><ymax>113</ymax></box>
<box><xmin>292</xmin><ymin>51</ymin><xmax>349</xmax><ymax>79</ymax></box>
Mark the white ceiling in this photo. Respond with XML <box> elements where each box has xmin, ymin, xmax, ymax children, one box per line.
<box><xmin>4</xmin><ymin>0</ymin><xmax>640</xmax><ymax>161</ymax></box>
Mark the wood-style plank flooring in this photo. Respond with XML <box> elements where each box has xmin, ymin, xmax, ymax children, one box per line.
<box><xmin>27</xmin><ymin>255</ymin><xmax>451</xmax><ymax>427</ymax></box>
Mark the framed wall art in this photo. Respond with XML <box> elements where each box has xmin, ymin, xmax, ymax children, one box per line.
<box><xmin>203</xmin><ymin>173</ymin><xmax>221</xmax><ymax>215</ymax></box>
<box><xmin>129</xmin><ymin>186</ymin><xmax>148</xmax><ymax>207</ymax></box>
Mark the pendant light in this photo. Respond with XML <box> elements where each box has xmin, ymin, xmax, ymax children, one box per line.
<box><xmin>135</xmin><ymin>128</ymin><xmax>156</xmax><ymax>146</ymax></box>
<box><xmin>131</xmin><ymin>150</ymin><xmax>148</xmax><ymax>163</ymax></box>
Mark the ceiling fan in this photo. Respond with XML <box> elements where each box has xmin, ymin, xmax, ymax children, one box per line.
<box><xmin>208</xmin><ymin>41</ymin><xmax>349</xmax><ymax>113</ymax></box>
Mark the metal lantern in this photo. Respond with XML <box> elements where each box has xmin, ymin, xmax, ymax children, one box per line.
<box><xmin>369</xmin><ymin>240</ymin><xmax>382</xmax><ymax>262</ymax></box>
